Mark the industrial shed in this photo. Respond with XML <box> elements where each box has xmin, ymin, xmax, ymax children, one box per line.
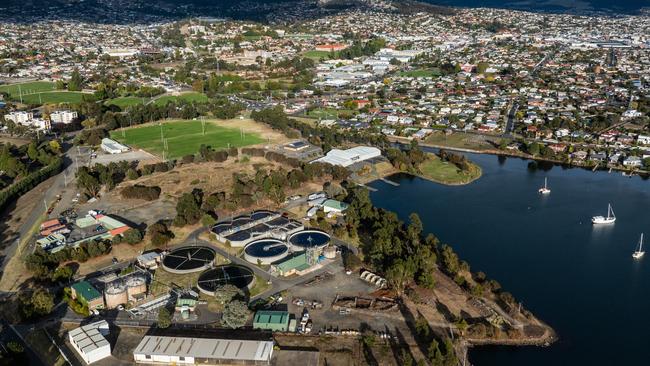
<box><xmin>133</xmin><ymin>336</ymin><xmax>274</xmax><ymax>365</ymax></box>
<box><xmin>68</xmin><ymin>320</ymin><xmax>111</xmax><ymax>364</ymax></box>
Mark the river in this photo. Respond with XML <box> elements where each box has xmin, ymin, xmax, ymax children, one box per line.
<box><xmin>367</xmin><ymin>153</ymin><xmax>650</xmax><ymax>366</ymax></box>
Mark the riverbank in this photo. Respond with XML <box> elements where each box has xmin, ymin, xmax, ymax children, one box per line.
<box><xmin>416</xmin><ymin>153</ymin><xmax>482</xmax><ymax>185</ymax></box>
<box><xmin>389</xmin><ymin>135</ymin><xmax>650</xmax><ymax>177</ymax></box>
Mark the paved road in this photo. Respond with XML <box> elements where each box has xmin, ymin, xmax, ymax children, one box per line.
<box><xmin>0</xmin><ymin>142</ymin><xmax>90</xmax><ymax>275</ymax></box>
<box><xmin>504</xmin><ymin>102</ymin><xmax>519</xmax><ymax>137</ymax></box>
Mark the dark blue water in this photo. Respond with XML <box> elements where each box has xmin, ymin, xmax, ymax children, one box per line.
<box><xmin>423</xmin><ymin>0</ymin><xmax>647</xmax><ymax>13</ymax></box>
<box><xmin>368</xmin><ymin>154</ymin><xmax>650</xmax><ymax>366</ymax></box>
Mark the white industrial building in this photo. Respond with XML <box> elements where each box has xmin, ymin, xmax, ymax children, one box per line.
<box><xmin>68</xmin><ymin>320</ymin><xmax>111</xmax><ymax>364</ymax></box>
<box><xmin>133</xmin><ymin>336</ymin><xmax>274</xmax><ymax>365</ymax></box>
<box><xmin>100</xmin><ymin>138</ymin><xmax>130</xmax><ymax>154</ymax></box>
<box><xmin>50</xmin><ymin>110</ymin><xmax>78</xmax><ymax>124</ymax></box>
<box><xmin>312</xmin><ymin>146</ymin><xmax>381</xmax><ymax>167</ymax></box>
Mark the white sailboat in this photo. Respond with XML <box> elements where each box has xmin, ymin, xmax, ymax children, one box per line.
<box><xmin>633</xmin><ymin>233</ymin><xmax>645</xmax><ymax>259</ymax></box>
<box><xmin>538</xmin><ymin>177</ymin><xmax>551</xmax><ymax>194</ymax></box>
<box><xmin>592</xmin><ymin>203</ymin><xmax>616</xmax><ymax>224</ymax></box>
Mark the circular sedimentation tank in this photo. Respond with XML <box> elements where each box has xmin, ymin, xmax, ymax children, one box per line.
<box><xmin>162</xmin><ymin>246</ymin><xmax>216</xmax><ymax>274</ymax></box>
<box><xmin>197</xmin><ymin>265</ymin><xmax>255</xmax><ymax>296</ymax></box>
<box><xmin>243</xmin><ymin>238</ymin><xmax>289</xmax><ymax>265</ymax></box>
<box><xmin>288</xmin><ymin>229</ymin><xmax>331</xmax><ymax>251</ymax></box>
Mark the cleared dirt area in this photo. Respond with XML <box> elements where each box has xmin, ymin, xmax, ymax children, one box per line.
<box><xmin>0</xmin><ymin>135</ymin><xmax>30</xmax><ymax>146</ymax></box>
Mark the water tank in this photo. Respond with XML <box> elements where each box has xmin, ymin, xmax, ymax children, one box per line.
<box><xmin>104</xmin><ymin>284</ymin><xmax>128</xmax><ymax>309</ymax></box>
<box><xmin>323</xmin><ymin>246</ymin><xmax>336</xmax><ymax>259</ymax></box>
<box><xmin>126</xmin><ymin>275</ymin><xmax>147</xmax><ymax>299</ymax></box>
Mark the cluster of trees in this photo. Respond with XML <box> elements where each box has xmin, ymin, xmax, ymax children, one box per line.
<box><xmin>213</xmin><ymin>284</ymin><xmax>250</xmax><ymax>329</ymax></box>
<box><xmin>121</xmin><ymin>184</ymin><xmax>161</xmax><ymax>201</ymax></box>
<box><xmin>386</xmin><ymin>141</ymin><xmax>427</xmax><ymax>173</ymax></box>
<box><xmin>25</xmin><ymin>240</ymin><xmax>112</xmax><ymax>282</ymax></box>
<box><xmin>413</xmin><ymin>315</ymin><xmax>458</xmax><ymax>366</ymax></box>
<box><xmin>76</xmin><ymin>161</ymin><xmax>137</xmax><ymax>198</ymax></box>
<box><xmin>338</xmin><ymin>38</ymin><xmax>387</xmax><ymax>59</ymax></box>
<box><xmin>342</xmin><ymin>185</ymin><xmax>518</xmax><ymax>314</ymax></box>
<box><xmin>251</xmin><ymin>106</ymin><xmax>389</xmax><ymax>152</ymax></box>
<box><xmin>342</xmin><ymin>188</ymin><xmax>438</xmax><ymax>292</ymax></box>
<box><xmin>0</xmin><ymin>157</ymin><xmax>62</xmax><ymax>213</ymax></box>
<box><xmin>438</xmin><ymin>149</ymin><xmax>473</xmax><ymax>172</ymax></box>
<box><xmin>147</xmin><ymin>221</ymin><xmax>175</xmax><ymax>247</ymax></box>
<box><xmin>75</xmin><ymin>128</ymin><xmax>107</xmax><ymax>146</ymax></box>
<box><xmin>16</xmin><ymin>287</ymin><xmax>55</xmax><ymax>321</ymax></box>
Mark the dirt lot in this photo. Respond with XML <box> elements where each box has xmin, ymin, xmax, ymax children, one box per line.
<box><xmin>92</xmin><ymin>149</ymin><xmax>159</xmax><ymax>166</ymax></box>
<box><xmin>0</xmin><ymin>135</ymin><xmax>30</xmax><ymax>146</ymax></box>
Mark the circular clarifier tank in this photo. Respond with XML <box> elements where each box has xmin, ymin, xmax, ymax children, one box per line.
<box><xmin>162</xmin><ymin>246</ymin><xmax>215</xmax><ymax>274</ymax></box>
<box><xmin>243</xmin><ymin>238</ymin><xmax>289</xmax><ymax>265</ymax></box>
<box><xmin>197</xmin><ymin>265</ymin><xmax>255</xmax><ymax>296</ymax></box>
<box><xmin>288</xmin><ymin>229</ymin><xmax>331</xmax><ymax>251</ymax></box>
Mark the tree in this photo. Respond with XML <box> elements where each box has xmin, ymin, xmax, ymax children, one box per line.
<box><xmin>428</xmin><ymin>339</ymin><xmax>444</xmax><ymax>366</ymax></box>
<box><xmin>175</xmin><ymin>191</ymin><xmax>203</xmax><ymax>226</ymax></box>
<box><xmin>148</xmin><ymin>222</ymin><xmax>174</xmax><ymax>247</ymax></box>
<box><xmin>442</xmin><ymin>338</ymin><xmax>458</xmax><ymax>366</ymax></box>
<box><xmin>157</xmin><ymin>307</ymin><xmax>172</xmax><ymax>328</ymax></box>
<box><xmin>123</xmin><ymin>228</ymin><xmax>143</xmax><ymax>245</ymax></box>
<box><xmin>31</xmin><ymin>287</ymin><xmax>55</xmax><ymax>316</ymax></box>
<box><xmin>201</xmin><ymin>213</ymin><xmax>217</xmax><ymax>228</ymax></box>
<box><xmin>68</xmin><ymin>69</ymin><xmax>83</xmax><ymax>91</ymax></box>
<box><xmin>213</xmin><ymin>284</ymin><xmax>242</xmax><ymax>304</ymax></box>
<box><xmin>52</xmin><ymin>265</ymin><xmax>74</xmax><ymax>282</ymax></box>
<box><xmin>222</xmin><ymin>300</ymin><xmax>250</xmax><ymax>329</ymax></box>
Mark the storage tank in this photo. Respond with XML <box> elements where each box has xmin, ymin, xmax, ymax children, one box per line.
<box><xmin>104</xmin><ymin>283</ymin><xmax>128</xmax><ymax>309</ymax></box>
<box><xmin>126</xmin><ymin>275</ymin><xmax>147</xmax><ymax>300</ymax></box>
<box><xmin>323</xmin><ymin>246</ymin><xmax>336</xmax><ymax>259</ymax></box>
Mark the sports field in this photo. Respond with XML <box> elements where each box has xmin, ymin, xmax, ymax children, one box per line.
<box><xmin>0</xmin><ymin>81</ymin><xmax>90</xmax><ymax>104</ymax></box>
<box><xmin>152</xmin><ymin>92</ymin><xmax>208</xmax><ymax>106</ymax></box>
<box><xmin>398</xmin><ymin>68</ymin><xmax>441</xmax><ymax>78</ymax></box>
<box><xmin>110</xmin><ymin>119</ymin><xmax>264</xmax><ymax>159</ymax></box>
<box><xmin>302</xmin><ymin>50</ymin><xmax>339</xmax><ymax>60</ymax></box>
<box><xmin>105</xmin><ymin>96</ymin><xmax>149</xmax><ymax>109</ymax></box>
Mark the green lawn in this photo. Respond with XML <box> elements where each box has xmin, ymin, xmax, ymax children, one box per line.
<box><xmin>152</xmin><ymin>92</ymin><xmax>208</xmax><ymax>106</ymax></box>
<box><xmin>19</xmin><ymin>91</ymin><xmax>89</xmax><ymax>104</ymax></box>
<box><xmin>0</xmin><ymin>81</ymin><xmax>56</xmax><ymax>95</ymax></box>
<box><xmin>418</xmin><ymin>154</ymin><xmax>482</xmax><ymax>185</ymax></box>
<box><xmin>110</xmin><ymin>119</ymin><xmax>263</xmax><ymax>159</ymax></box>
<box><xmin>399</xmin><ymin>68</ymin><xmax>441</xmax><ymax>78</ymax></box>
<box><xmin>0</xmin><ymin>81</ymin><xmax>90</xmax><ymax>104</ymax></box>
<box><xmin>105</xmin><ymin>96</ymin><xmax>149</xmax><ymax>109</ymax></box>
<box><xmin>303</xmin><ymin>50</ymin><xmax>339</xmax><ymax>60</ymax></box>
<box><xmin>307</xmin><ymin>108</ymin><xmax>355</xmax><ymax>119</ymax></box>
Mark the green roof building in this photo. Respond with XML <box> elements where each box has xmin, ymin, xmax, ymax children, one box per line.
<box><xmin>253</xmin><ymin>310</ymin><xmax>290</xmax><ymax>332</ymax></box>
<box><xmin>71</xmin><ymin>281</ymin><xmax>104</xmax><ymax>310</ymax></box>
<box><xmin>273</xmin><ymin>252</ymin><xmax>311</xmax><ymax>277</ymax></box>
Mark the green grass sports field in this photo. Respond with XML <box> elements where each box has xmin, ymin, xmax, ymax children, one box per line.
<box><xmin>110</xmin><ymin>120</ymin><xmax>263</xmax><ymax>159</ymax></box>
<box><xmin>0</xmin><ymin>81</ymin><xmax>90</xmax><ymax>104</ymax></box>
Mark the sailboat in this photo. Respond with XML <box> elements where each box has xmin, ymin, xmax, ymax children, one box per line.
<box><xmin>592</xmin><ymin>203</ymin><xmax>616</xmax><ymax>224</ymax></box>
<box><xmin>633</xmin><ymin>233</ymin><xmax>645</xmax><ymax>259</ymax></box>
<box><xmin>538</xmin><ymin>177</ymin><xmax>551</xmax><ymax>194</ymax></box>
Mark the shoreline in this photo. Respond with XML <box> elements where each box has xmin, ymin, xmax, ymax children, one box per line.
<box><xmin>388</xmin><ymin>136</ymin><xmax>650</xmax><ymax>178</ymax></box>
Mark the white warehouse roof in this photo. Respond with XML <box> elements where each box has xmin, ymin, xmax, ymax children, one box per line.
<box><xmin>68</xmin><ymin>320</ymin><xmax>111</xmax><ymax>364</ymax></box>
<box><xmin>313</xmin><ymin>146</ymin><xmax>381</xmax><ymax>167</ymax></box>
<box><xmin>133</xmin><ymin>336</ymin><xmax>273</xmax><ymax>363</ymax></box>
